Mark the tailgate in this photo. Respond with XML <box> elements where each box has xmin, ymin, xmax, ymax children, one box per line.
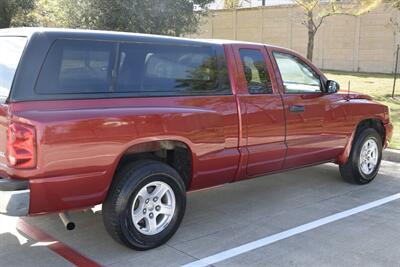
<box><xmin>0</xmin><ymin>36</ymin><xmax>27</xmax><ymax>171</ymax></box>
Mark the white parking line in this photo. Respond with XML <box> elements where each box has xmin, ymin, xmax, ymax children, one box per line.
<box><xmin>182</xmin><ymin>192</ymin><xmax>400</xmax><ymax>267</ymax></box>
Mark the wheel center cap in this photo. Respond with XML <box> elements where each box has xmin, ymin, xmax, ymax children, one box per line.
<box><xmin>147</xmin><ymin>203</ymin><xmax>154</xmax><ymax>211</ymax></box>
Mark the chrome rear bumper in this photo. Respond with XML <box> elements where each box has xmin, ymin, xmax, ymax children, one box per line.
<box><xmin>0</xmin><ymin>178</ymin><xmax>30</xmax><ymax>216</ymax></box>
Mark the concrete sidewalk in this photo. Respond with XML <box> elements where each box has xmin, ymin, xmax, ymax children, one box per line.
<box><xmin>383</xmin><ymin>149</ymin><xmax>400</xmax><ymax>163</ymax></box>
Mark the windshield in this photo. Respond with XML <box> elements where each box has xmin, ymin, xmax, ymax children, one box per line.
<box><xmin>0</xmin><ymin>37</ymin><xmax>27</xmax><ymax>101</ymax></box>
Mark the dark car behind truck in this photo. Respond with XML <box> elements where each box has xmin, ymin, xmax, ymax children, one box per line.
<box><xmin>0</xmin><ymin>28</ymin><xmax>392</xmax><ymax>250</ymax></box>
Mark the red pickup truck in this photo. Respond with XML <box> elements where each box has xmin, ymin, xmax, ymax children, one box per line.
<box><xmin>0</xmin><ymin>28</ymin><xmax>393</xmax><ymax>250</ymax></box>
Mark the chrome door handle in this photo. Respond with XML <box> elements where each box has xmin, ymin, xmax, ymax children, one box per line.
<box><xmin>289</xmin><ymin>105</ymin><xmax>305</xmax><ymax>112</ymax></box>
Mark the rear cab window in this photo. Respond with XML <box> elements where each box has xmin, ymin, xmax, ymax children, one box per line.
<box><xmin>0</xmin><ymin>37</ymin><xmax>27</xmax><ymax>102</ymax></box>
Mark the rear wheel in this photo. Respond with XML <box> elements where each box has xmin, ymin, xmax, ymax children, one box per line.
<box><xmin>102</xmin><ymin>160</ymin><xmax>186</xmax><ymax>250</ymax></box>
<box><xmin>339</xmin><ymin>128</ymin><xmax>382</xmax><ymax>184</ymax></box>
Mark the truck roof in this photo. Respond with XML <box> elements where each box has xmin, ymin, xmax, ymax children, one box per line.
<box><xmin>0</xmin><ymin>27</ymin><xmax>277</xmax><ymax>48</ymax></box>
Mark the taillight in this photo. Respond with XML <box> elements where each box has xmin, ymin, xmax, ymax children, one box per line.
<box><xmin>7</xmin><ymin>122</ymin><xmax>36</xmax><ymax>168</ymax></box>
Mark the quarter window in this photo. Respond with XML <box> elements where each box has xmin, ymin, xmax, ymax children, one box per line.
<box><xmin>239</xmin><ymin>49</ymin><xmax>272</xmax><ymax>94</ymax></box>
<box><xmin>273</xmin><ymin>52</ymin><xmax>321</xmax><ymax>94</ymax></box>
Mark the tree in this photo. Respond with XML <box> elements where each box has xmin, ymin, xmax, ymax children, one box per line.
<box><xmin>294</xmin><ymin>0</ymin><xmax>381</xmax><ymax>62</ymax></box>
<box><xmin>62</xmin><ymin>0</ymin><xmax>214</xmax><ymax>37</ymax></box>
<box><xmin>7</xmin><ymin>0</ymin><xmax>214</xmax><ymax>36</ymax></box>
<box><xmin>0</xmin><ymin>0</ymin><xmax>35</xmax><ymax>28</ymax></box>
<box><xmin>12</xmin><ymin>0</ymin><xmax>69</xmax><ymax>27</ymax></box>
<box><xmin>386</xmin><ymin>0</ymin><xmax>400</xmax><ymax>97</ymax></box>
<box><xmin>386</xmin><ymin>0</ymin><xmax>400</xmax><ymax>8</ymax></box>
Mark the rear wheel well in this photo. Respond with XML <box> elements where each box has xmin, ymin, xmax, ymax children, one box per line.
<box><xmin>355</xmin><ymin>119</ymin><xmax>385</xmax><ymax>145</ymax></box>
<box><xmin>115</xmin><ymin>141</ymin><xmax>192</xmax><ymax>189</ymax></box>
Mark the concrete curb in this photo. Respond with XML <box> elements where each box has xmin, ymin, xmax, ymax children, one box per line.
<box><xmin>383</xmin><ymin>149</ymin><xmax>400</xmax><ymax>163</ymax></box>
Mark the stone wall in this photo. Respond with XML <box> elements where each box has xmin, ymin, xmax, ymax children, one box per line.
<box><xmin>188</xmin><ymin>4</ymin><xmax>400</xmax><ymax>73</ymax></box>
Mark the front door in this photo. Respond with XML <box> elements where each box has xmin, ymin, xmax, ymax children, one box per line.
<box><xmin>269</xmin><ymin>48</ymin><xmax>335</xmax><ymax>168</ymax></box>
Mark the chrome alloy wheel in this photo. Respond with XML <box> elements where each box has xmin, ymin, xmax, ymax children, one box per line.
<box><xmin>131</xmin><ymin>181</ymin><xmax>176</xmax><ymax>235</ymax></box>
<box><xmin>359</xmin><ymin>138</ymin><xmax>379</xmax><ymax>175</ymax></box>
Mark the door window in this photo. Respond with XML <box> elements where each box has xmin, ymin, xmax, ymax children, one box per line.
<box><xmin>239</xmin><ymin>49</ymin><xmax>272</xmax><ymax>94</ymax></box>
<box><xmin>273</xmin><ymin>52</ymin><xmax>321</xmax><ymax>94</ymax></box>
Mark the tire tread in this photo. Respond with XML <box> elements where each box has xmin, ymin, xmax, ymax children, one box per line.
<box><xmin>102</xmin><ymin>159</ymin><xmax>185</xmax><ymax>250</ymax></box>
<box><xmin>339</xmin><ymin>128</ymin><xmax>382</xmax><ymax>185</ymax></box>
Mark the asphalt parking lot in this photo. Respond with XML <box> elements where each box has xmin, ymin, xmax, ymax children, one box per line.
<box><xmin>1</xmin><ymin>160</ymin><xmax>400</xmax><ymax>267</ymax></box>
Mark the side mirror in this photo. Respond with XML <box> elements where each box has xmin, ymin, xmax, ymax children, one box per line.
<box><xmin>326</xmin><ymin>80</ymin><xmax>340</xmax><ymax>94</ymax></box>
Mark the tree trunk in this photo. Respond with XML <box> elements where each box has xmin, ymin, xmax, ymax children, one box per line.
<box><xmin>0</xmin><ymin>19</ymin><xmax>11</xmax><ymax>29</ymax></box>
<box><xmin>307</xmin><ymin>31</ymin><xmax>315</xmax><ymax>62</ymax></box>
<box><xmin>306</xmin><ymin>10</ymin><xmax>315</xmax><ymax>62</ymax></box>
<box><xmin>0</xmin><ymin>5</ymin><xmax>12</xmax><ymax>29</ymax></box>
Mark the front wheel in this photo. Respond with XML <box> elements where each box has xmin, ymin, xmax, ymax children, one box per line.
<box><xmin>339</xmin><ymin>128</ymin><xmax>382</xmax><ymax>184</ymax></box>
<box><xmin>102</xmin><ymin>160</ymin><xmax>186</xmax><ymax>250</ymax></box>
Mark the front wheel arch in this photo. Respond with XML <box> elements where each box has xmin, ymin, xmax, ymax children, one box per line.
<box><xmin>337</xmin><ymin>118</ymin><xmax>385</xmax><ymax>165</ymax></box>
<box><xmin>339</xmin><ymin>127</ymin><xmax>383</xmax><ymax>184</ymax></box>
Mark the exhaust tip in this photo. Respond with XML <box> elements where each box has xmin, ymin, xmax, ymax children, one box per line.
<box><xmin>66</xmin><ymin>222</ymin><xmax>75</xmax><ymax>231</ymax></box>
<box><xmin>59</xmin><ymin>212</ymin><xmax>75</xmax><ymax>231</ymax></box>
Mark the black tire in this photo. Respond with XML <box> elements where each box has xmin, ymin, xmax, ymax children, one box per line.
<box><xmin>102</xmin><ymin>159</ymin><xmax>186</xmax><ymax>250</ymax></box>
<box><xmin>339</xmin><ymin>128</ymin><xmax>382</xmax><ymax>185</ymax></box>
